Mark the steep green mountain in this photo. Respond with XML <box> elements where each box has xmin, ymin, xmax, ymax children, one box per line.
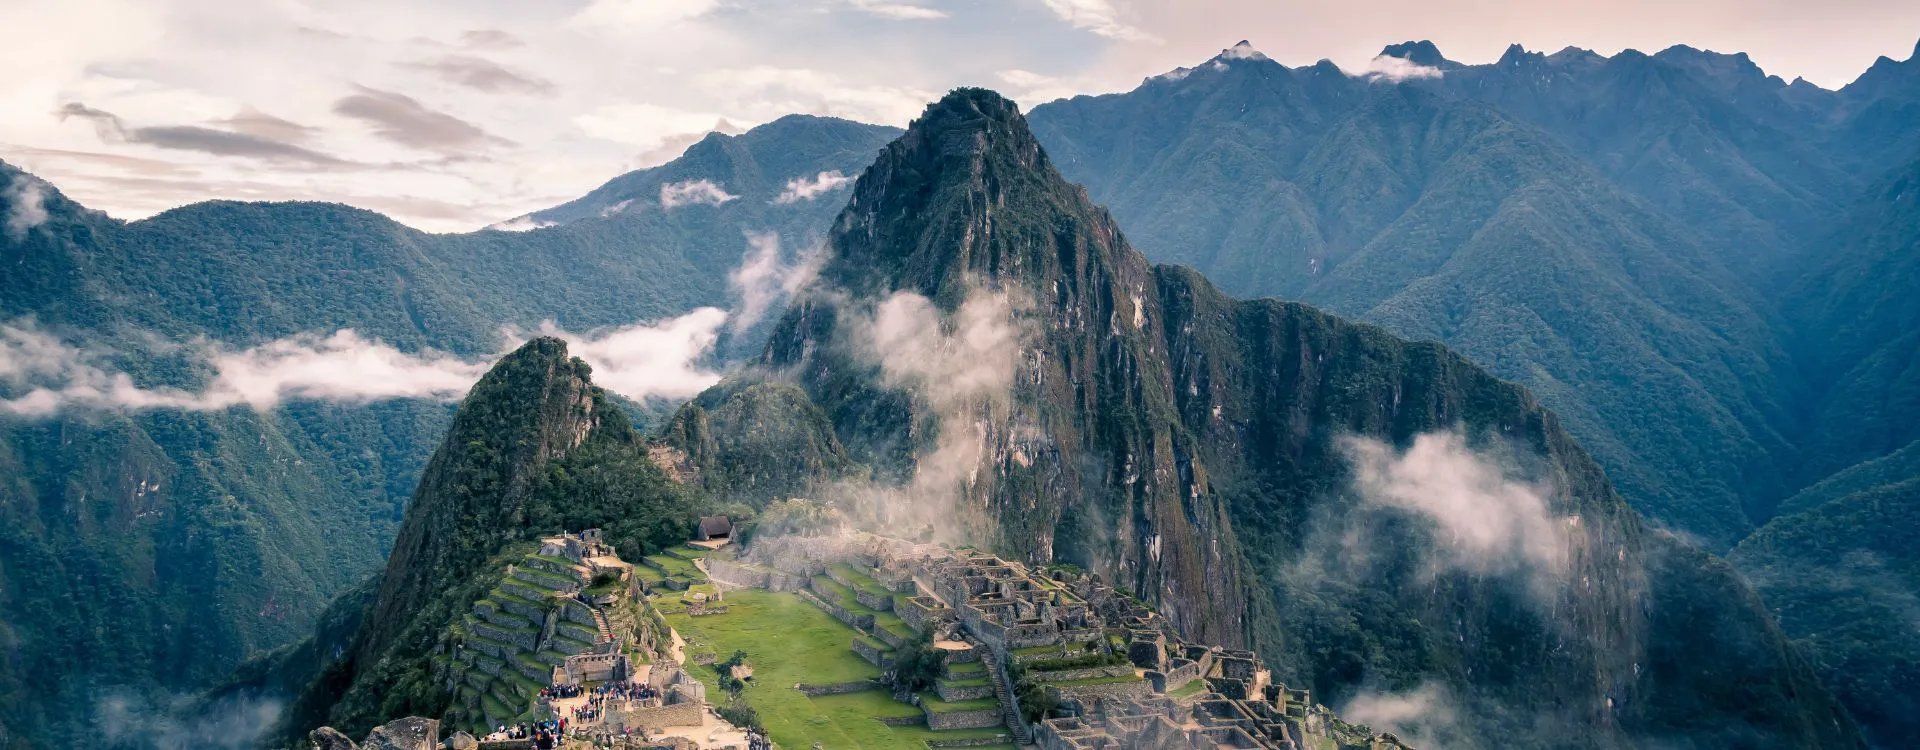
<box><xmin>1725</xmin><ymin>156</ymin><xmax>1920</xmax><ymax>748</ymax></box>
<box><xmin>1730</xmin><ymin>458</ymin><xmax>1920</xmax><ymax>749</ymax></box>
<box><xmin>1781</xmin><ymin>156</ymin><xmax>1920</xmax><ymax>487</ymax></box>
<box><xmin>282</xmin><ymin>337</ymin><xmax>697</xmax><ymax>737</ymax></box>
<box><xmin>673</xmin><ymin>89</ymin><xmax>1858</xmax><ymax>748</ymax></box>
<box><xmin>1027</xmin><ymin>52</ymin><xmax>1793</xmax><ymax>546</ymax></box>
<box><xmin>0</xmin><ymin>114</ymin><xmax>892</xmax><ymax>748</ymax></box>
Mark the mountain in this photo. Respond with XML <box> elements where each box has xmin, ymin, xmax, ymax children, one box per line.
<box><xmin>1026</xmin><ymin>47</ymin><xmax>1794</xmax><ymax>547</ymax></box>
<box><xmin>1730</xmin><ymin>448</ymin><xmax>1920</xmax><ymax>749</ymax></box>
<box><xmin>672</xmin><ymin>88</ymin><xmax>1858</xmax><ymax>748</ymax></box>
<box><xmin>0</xmin><ymin>114</ymin><xmax>892</xmax><ymax>747</ymax></box>
<box><xmin>521</xmin><ymin>114</ymin><xmax>899</xmax><ymax>227</ymax></box>
<box><xmin>1725</xmin><ymin>155</ymin><xmax>1920</xmax><ymax>748</ymax></box>
<box><xmin>278</xmin><ymin>337</ymin><xmax>697</xmax><ymax>737</ymax></box>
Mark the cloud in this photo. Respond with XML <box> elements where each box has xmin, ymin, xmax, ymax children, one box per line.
<box><xmin>659</xmin><ymin>178</ymin><xmax>738</xmax><ymax>208</ymax></box>
<box><xmin>1339</xmin><ymin>682</ymin><xmax>1467</xmax><ymax>748</ymax></box>
<box><xmin>773</xmin><ymin>170</ymin><xmax>853</xmax><ymax>204</ymax></box>
<box><xmin>573</xmin><ymin>103</ymin><xmax>741</xmax><ymax>158</ymax></box>
<box><xmin>1341</xmin><ymin>432</ymin><xmax>1571</xmax><ymax>585</ymax></box>
<box><xmin>848</xmin><ymin>0</ymin><xmax>949</xmax><ymax>20</ymax></box>
<box><xmin>728</xmin><ymin>231</ymin><xmax>822</xmax><ymax>331</ymax></box>
<box><xmin>694</xmin><ymin>66</ymin><xmax>935</xmax><ymax>125</ymax></box>
<box><xmin>332</xmin><ymin>85</ymin><xmax>511</xmax><ymax>153</ymax></box>
<box><xmin>4</xmin><ymin>175</ymin><xmax>50</xmax><ymax>241</ymax></box>
<box><xmin>215</xmin><ymin>108</ymin><xmax>319</xmax><ymax>144</ymax></box>
<box><xmin>458</xmin><ymin>29</ymin><xmax>522</xmax><ymax>49</ymax></box>
<box><xmin>58</xmin><ymin>102</ymin><xmax>348</xmax><ymax>166</ymax></box>
<box><xmin>570</xmin><ymin>0</ymin><xmax>720</xmax><ymax>30</ymax></box>
<box><xmin>403</xmin><ymin>55</ymin><xmax>555</xmax><ymax>95</ymax></box>
<box><xmin>484</xmin><ymin>215</ymin><xmax>556</xmax><ymax>232</ymax></box>
<box><xmin>816</xmin><ymin>286</ymin><xmax>1029</xmax><ymax>540</ymax></box>
<box><xmin>525</xmin><ymin>309</ymin><xmax>728</xmax><ymax>402</ymax></box>
<box><xmin>0</xmin><ymin>311</ymin><xmax>728</xmax><ymax>416</ymax></box>
<box><xmin>96</xmin><ymin>689</ymin><xmax>283</xmax><ymax>750</ymax></box>
<box><xmin>1352</xmin><ymin>54</ymin><xmax>1446</xmax><ymax>83</ymax></box>
<box><xmin>1034</xmin><ymin>0</ymin><xmax>1155</xmax><ymax>41</ymax></box>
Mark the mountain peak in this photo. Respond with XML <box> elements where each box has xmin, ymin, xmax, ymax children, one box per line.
<box><xmin>1216</xmin><ymin>39</ymin><xmax>1269</xmax><ymax>62</ymax></box>
<box><xmin>1498</xmin><ymin>42</ymin><xmax>1541</xmax><ymax>66</ymax></box>
<box><xmin>1380</xmin><ymin>39</ymin><xmax>1456</xmax><ymax>68</ymax></box>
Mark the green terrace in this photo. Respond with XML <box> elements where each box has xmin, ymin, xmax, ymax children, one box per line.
<box><xmin>665</xmin><ymin>589</ymin><xmax>1009</xmax><ymax>750</ymax></box>
<box><xmin>642</xmin><ymin>553</ymin><xmax>705</xmax><ymax>581</ymax></box>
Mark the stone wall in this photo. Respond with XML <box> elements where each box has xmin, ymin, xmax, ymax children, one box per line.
<box><xmin>1050</xmin><ymin>679</ymin><xmax>1151</xmax><ymax>702</ymax></box>
<box><xmin>937</xmin><ymin>679</ymin><xmax>994</xmax><ymax>702</ymax></box>
<box><xmin>852</xmin><ymin>636</ymin><xmax>894</xmax><ymax>668</ymax></box>
<box><xmin>924</xmin><ymin>706</ymin><xmax>1004</xmax><ymax>730</ymax></box>
<box><xmin>854</xmin><ymin>588</ymin><xmax>893</xmax><ymax>611</ymax></box>
<box><xmin>796</xmin><ymin>680</ymin><xmax>882</xmax><ymax>696</ymax></box>
<box><xmin>1027</xmin><ymin>664</ymin><xmax>1134</xmax><ymax>683</ymax></box>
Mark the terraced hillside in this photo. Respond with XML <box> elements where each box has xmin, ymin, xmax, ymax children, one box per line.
<box><xmin>438</xmin><ymin>549</ymin><xmax>623</xmax><ymax>733</ymax></box>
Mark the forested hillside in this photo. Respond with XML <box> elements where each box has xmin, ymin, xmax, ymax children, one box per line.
<box><xmin>0</xmin><ymin>113</ymin><xmax>893</xmax><ymax>748</ymax></box>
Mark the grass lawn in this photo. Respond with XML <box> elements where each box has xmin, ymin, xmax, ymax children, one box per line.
<box><xmin>946</xmin><ymin>660</ymin><xmax>986</xmax><ymax>677</ymax></box>
<box><xmin>668</xmin><ymin>589</ymin><xmax>983</xmax><ymax>749</ymax></box>
<box><xmin>644</xmin><ymin>554</ymin><xmax>704</xmax><ymax>580</ymax></box>
<box><xmin>1168</xmin><ymin>678</ymin><xmax>1209</xmax><ymax>698</ymax></box>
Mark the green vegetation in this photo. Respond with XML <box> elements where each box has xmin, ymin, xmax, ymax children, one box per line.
<box><xmin>665</xmin><ymin>589</ymin><xmax>1003</xmax><ymax>749</ymax></box>
<box><xmin>889</xmin><ymin>635</ymin><xmax>944</xmax><ymax>694</ymax></box>
<box><xmin>1167</xmin><ymin>679</ymin><xmax>1208</xmax><ymax>698</ymax></box>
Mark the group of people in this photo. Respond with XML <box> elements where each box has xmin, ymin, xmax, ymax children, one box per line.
<box><xmin>541</xmin><ymin>683</ymin><xmax>584</xmax><ymax>700</ymax></box>
<box><xmin>488</xmin><ymin>719</ymin><xmax>565</xmax><ymax>749</ymax></box>
<box><xmin>543</xmin><ymin>678</ymin><xmax>662</xmax><ymax>727</ymax></box>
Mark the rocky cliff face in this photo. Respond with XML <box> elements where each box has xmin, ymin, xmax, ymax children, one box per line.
<box><xmin>675</xmin><ymin>89</ymin><xmax>1859</xmax><ymax>748</ymax></box>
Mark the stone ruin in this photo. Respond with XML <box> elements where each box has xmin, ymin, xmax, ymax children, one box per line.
<box><xmin>310</xmin><ymin>717</ymin><xmax>440</xmax><ymax>750</ymax></box>
<box><xmin>718</xmin><ymin>527</ymin><xmax>1413</xmax><ymax>750</ymax></box>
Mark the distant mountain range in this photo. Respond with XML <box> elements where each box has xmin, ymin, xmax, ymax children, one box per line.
<box><xmin>1</xmin><ymin>36</ymin><xmax>1916</xmax><ymax>748</ymax></box>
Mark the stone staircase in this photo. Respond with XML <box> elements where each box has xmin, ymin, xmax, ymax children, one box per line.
<box><xmin>589</xmin><ymin>604</ymin><xmax>613</xmax><ymax>643</ymax></box>
<box><xmin>981</xmin><ymin>650</ymin><xmax>1032</xmax><ymax>745</ymax></box>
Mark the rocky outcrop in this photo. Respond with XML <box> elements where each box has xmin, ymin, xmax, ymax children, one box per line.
<box><xmin>309</xmin><ymin>717</ymin><xmax>439</xmax><ymax>750</ymax></box>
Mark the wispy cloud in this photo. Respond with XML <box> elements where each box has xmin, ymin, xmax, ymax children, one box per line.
<box><xmin>773</xmin><ymin>170</ymin><xmax>852</xmax><ymax>204</ymax></box>
<box><xmin>484</xmin><ymin>215</ymin><xmax>556</xmax><ymax>232</ymax></box>
<box><xmin>1341</xmin><ymin>432</ymin><xmax>1572</xmax><ymax>586</ymax></box>
<box><xmin>0</xmin><ymin>310</ymin><xmax>729</xmax><ymax>416</ymax></box>
<box><xmin>848</xmin><ymin>0</ymin><xmax>949</xmax><ymax>20</ymax></box>
<box><xmin>659</xmin><ymin>178</ymin><xmax>738</xmax><ymax>208</ymax></box>
<box><xmin>521</xmin><ymin>309</ymin><xmax>727</xmax><ymax>402</ymax></box>
<box><xmin>58</xmin><ymin>102</ymin><xmax>348</xmax><ymax>166</ymax></box>
<box><xmin>402</xmin><ymin>55</ymin><xmax>555</xmax><ymax>96</ymax></box>
<box><xmin>1034</xmin><ymin>0</ymin><xmax>1154</xmax><ymax>41</ymax></box>
<box><xmin>332</xmin><ymin>85</ymin><xmax>511</xmax><ymax>154</ymax></box>
<box><xmin>728</xmin><ymin>231</ymin><xmax>822</xmax><ymax>332</ymax></box>
<box><xmin>4</xmin><ymin>175</ymin><xmax>50</xmax><ymax>241</ymax></box>
<box><xmin>1352</xmin><ymin>54</ymin><xmax>1446</xmax><ymax>83</ymax></box>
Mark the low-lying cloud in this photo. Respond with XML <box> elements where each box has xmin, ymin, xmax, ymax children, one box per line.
<box><xmin>847</xmin><ymin>0</ymin><xmax>948</xmax><ymax>20</ymax></box>
<box><xmin>1339</xmin><ymin>682</ymin><xmax>1466</xmax><ymax>748</ymax></box>
<box><xmin>1341</xmin><ymin>431</ymin><xmax>1571</xmax><ymax>584</ymax></box>
<box><xmin>0</xmin><ymin>310</ymin><xmax>728</xmax><ymax>417</ymax></box>
<box><xmin>4</xmin><ymin>174</ymin><xmax>49</xmax><ymax>241</ymax></box>
<box><xmin>484</xmin><ymin>215</ymin><xmax>557</xmax><ymax>232</ymax></box>
<box><xmin>97</xmin><ymin>689</ymin><xmax>283</xmax><ymax>750</ymax></box>
<box><xmin>519</xmin><ymin>309</ymin><xmax>727</xmax><ymax>403</ymax></box>
<box><xmin>659</xmin><ymin>178</ymin><xmax>739</xmax><ymax>208</ymax></box>
<box><xmin>773</xmin><ymin>170</ymin><xmax>853</xmax><ymax>204</ymax></box>
<box><xmin>819</xmin><ymin>286</ymin><xmax>1029</xmax><ymax>540</ymax></box>
<box><xmin>728</xmin><ymin>232</ymin><xmax>823</xmax><ymax>332</ymax></box>
<box><xmin>1353</xmin><ymin>54</ymin><xmax>1446</xmax><ymax>83</ymax></box>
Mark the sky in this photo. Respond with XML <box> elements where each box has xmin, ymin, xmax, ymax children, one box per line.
<box><xmin>2</xmin><ymin>0</ymin><xmax>1915</xmax><ymax>232</ymax></box>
